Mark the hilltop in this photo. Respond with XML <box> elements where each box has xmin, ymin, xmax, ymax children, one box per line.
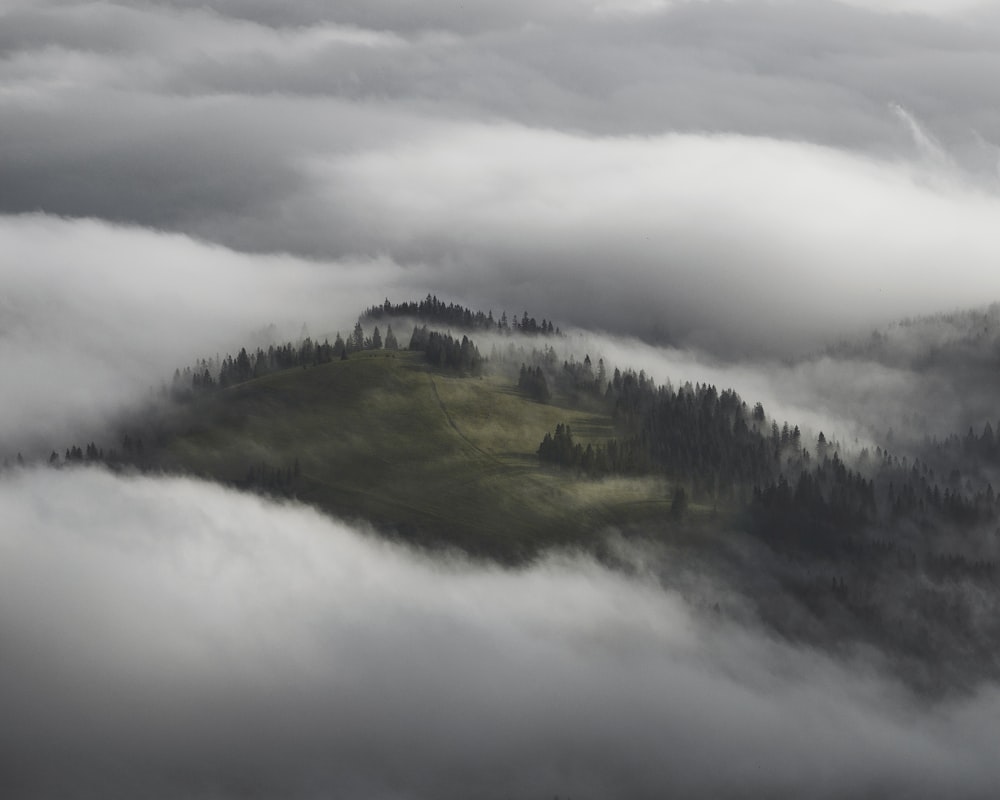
<box><xmin>32</xmin><ymin>300</ymin><xmax>1000</xmax><ymax>691</ymax></box>
<box><xmin>131</xmin><ymin>349</ymin><xmax>680</xmax><ymax>560</ymax></box>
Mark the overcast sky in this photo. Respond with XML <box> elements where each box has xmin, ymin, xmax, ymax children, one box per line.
<box><xmin>3</xmin><ymin>0</ymin><xmax>1000</xmax><ymax>353</ymax></box>
<box><xmin>2</xmin><ymin>0</ymin><xmax>1000</xmax><ymax>449</ymax></box>
<box><xmin>4</xmin><ymin>1</ymin><xmax>1000</xmax><ymax>795</ymax></box>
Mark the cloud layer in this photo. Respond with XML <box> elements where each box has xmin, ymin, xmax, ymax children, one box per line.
<box><xmin>3</xmin><ymin>0</ymin><xmax>1000</xmax><ymax>355</ymax></box>
<box><xmin>2</xmin><ymin>465</ymin><xmax>999</xmax><ymax>798</ymax></box>
<box><xmin>0</xmin><ymin>214</ymin><xmax>435</xmax><ymax>454</ymax></box>
<box><xmin>0</xmin><ymin>208</ymin><xmax>984</xmax><ymax>461</ymax></box>
<box><xmin>4</xmin><ymin>5</ymin><xmax>1000</xmax><ymax>794</ymax></box>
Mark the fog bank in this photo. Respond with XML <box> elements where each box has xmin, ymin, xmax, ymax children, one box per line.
<box><xmin>2</xmin><ymin>466</ymin><xmax>999</xmax><ymax>798</ymax></box>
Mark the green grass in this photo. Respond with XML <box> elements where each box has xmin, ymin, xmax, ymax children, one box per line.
<box><xmin>150</xmin><ymin>351</ymin><xmax>686</xmax><ymax>559</ymax></box>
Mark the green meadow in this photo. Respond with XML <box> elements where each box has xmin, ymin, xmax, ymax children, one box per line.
<box><xmin>151</xmin><ymin>350</ymin><xmax>679</xmax><ymax>558</ymax></box>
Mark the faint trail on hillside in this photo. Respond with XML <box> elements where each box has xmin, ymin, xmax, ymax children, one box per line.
<box><xmin>427</xmin><ymin>376</ymin><xmax>503</xmax><ymax>465</ymax></box>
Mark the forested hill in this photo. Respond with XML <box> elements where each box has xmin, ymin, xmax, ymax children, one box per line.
<box><xmin>15</xmin><ymin>298</ymin><xmax>1000</xmax><ymax>691</ymax></box>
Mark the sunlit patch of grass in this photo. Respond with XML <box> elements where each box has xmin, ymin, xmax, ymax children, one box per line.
<box><xmin>150</xmin><ymin>351</ymin><xmax>675</xmax><ymax>558</ymax></box>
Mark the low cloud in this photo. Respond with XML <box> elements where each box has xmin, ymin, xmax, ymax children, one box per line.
<box><xmin>0</xmin><ymin>214</ymin><xmax>428</xmax><ymax>455</ymax></box>
<box><xmin>309</xmin><ymin>125</ymin><xmax>1000</xmax><ymax>354</ymax></box>
<box><xmin>547</xmin><ymin>330</ymin><xmax>921</xmax><ymax>446</ymax></box>
<box><xmin>2</xmin><ymin>208</ymin><xmax>994</xmax><ymax>462</ymax></box>
<box><xmin>552</xmin><ymin>326</ymin><xmax>979</xmax><ymax>448</ymax></box>
<box><xmin>4</xmin><ymin>1</ymin><xmax>1000</xmax><ymax>359</ymax></box>
<box><xmin>0</xmin><ymin>466</ymin><xmax>998</xmax><ymax>798</ymax></box>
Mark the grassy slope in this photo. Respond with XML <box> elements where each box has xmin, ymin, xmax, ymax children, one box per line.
<box><xmin>153</xmin><ymin>351</ymin><xmax>676</xmax><ymax>558</ymax></box>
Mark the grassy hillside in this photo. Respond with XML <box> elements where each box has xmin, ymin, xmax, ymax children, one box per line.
<box><xmin>148</xmin><ymin>351</ymin><xmax>679</xmax><ymax>559</ymax></box>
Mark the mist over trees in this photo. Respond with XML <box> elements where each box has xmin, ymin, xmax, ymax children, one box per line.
<box><xmin>365</xmin><ymin>295</ymin><xmax>559</xmax><ymax>335</ymax></box>
<box><xmin>5</xmin><ymin>290</ymin><xmax>1000</xmax><ymax>761</ymax></box>
<box><xmin>496</xmin><ymin>332</ymin><xmax>1000</xmax><ymax>691</ymax></box>
<box><xmin>9</xmin><ymin>287</ymin><xmax>1000</xmax><ymax>793</ymax></box>
<box><xmin>32</xmin><ymin>298</ymin><xmax>1000</xmax><ymax>695</ymax></box>
<box><xmin>408</xmin><ymin>326</ymin><xmax>484</xmax><ymax>374</ymax></box>
<box><xmin>163</xmin><ymin>298</ymin><xmax>516</xmax><ymax>399</ymax></box>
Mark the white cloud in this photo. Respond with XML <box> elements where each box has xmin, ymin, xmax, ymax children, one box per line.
<box><xmin>1</xmin><ymin>465</ymin><xmax>999</xmax><ymax>797</ymax></box>
<box><xmin>309</xmin><ymin>124</ymin><xmax>1000</xmax><ymax>352</ymax></box>
<box><xmin>0</xmin><ymin>214</ymin><xmax>420</xmax><ymax>454</ymax></box>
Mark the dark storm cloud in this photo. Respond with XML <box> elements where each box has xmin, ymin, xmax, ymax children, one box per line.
<box><xmin>3</xmin><ymin>465</ymin><xmax>1000</xmax><ymax>799</ymax></box>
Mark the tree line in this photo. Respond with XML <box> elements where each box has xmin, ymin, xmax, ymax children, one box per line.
<box><xmin>365</xmin><ymin>295</ymin><xmax>559</xmax><ymax>335</ymax></box>
<box><xmin>537</xmin><ymin>369</ymin><xmax>786</xmax><ymax>503</ymax></box>
<box><xmin>531</xmin><ymin>356</ymin><xmax>1000</xmax><ymax>541</ymax></box>
<box><xmin>408</xmin><ymin>326</ymin><xmax>484</xmax><ymax>373</ymax></box>
<box><xmin>171</xmin><ymin>322</ymin><xmax>402</xmax><ymax>399</ymax></box>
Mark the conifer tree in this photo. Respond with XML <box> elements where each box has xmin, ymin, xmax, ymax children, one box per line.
<box><xmin>384</xmin><ymin>325</ymin><xmax>399</xmax><ymax>350</ymax></box>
